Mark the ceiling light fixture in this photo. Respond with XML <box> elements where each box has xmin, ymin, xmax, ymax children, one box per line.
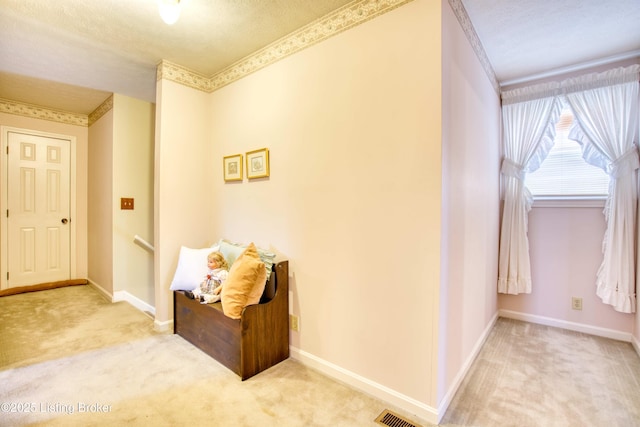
<box><xmin>158</xmin><ymin>0</ymin><xmax>181</xmax><ymax>25</ymax></box>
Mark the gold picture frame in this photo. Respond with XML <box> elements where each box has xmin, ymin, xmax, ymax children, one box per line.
<box><xmin>223</xmin><ymin>154</ymin><xmax>243</xmax><ymax>182</ymax></box>
<box><xmin>246</xmin><ymin>148</ymin><xmax>270</xmax><ymax>179</ymax></box>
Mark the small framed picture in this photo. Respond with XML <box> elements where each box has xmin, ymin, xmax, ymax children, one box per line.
<box><xmin>246</xmin><ymin>148</ymin><xmax>270</xmax><ymax>179</ymax></box>
<box><xmin>223</xmin><ymin>154</ymin><xmax>243</xmax><ymax>182</ymax></box>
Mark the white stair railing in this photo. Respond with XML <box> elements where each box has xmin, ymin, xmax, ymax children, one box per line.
<box><xmin>133</xmin><ymin>235</ymin><xmax>154</xmax><ymax>253</ymax></box>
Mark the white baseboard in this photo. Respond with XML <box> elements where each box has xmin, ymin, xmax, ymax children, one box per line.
<box><xmin>154</xmin><ymin>319</ymin><xmax>173</xmax><ymax>332</ymax></box>
<box><xmin>113</xmin><ymin>290</ymin><xmax>156</xmax><ymax>317</ymax></box>
<box><xmin>499</xmin><ymin>309</ymin><xmax>633</xmax><ymax>342</ymax></box>
<box><xmin>290</xmin><ymin>312</ymin><xmax>500</xmax><ymax>425</ymax></box>
<box><xmin>436</xmin><ymin>312</ymin><xmax>499</xmax><ymax>423</ymax></box>
<box><xmin>632</xmin><ymin>334</ymin><xmax>640</xmax><ymax>358</ymax></box>
<box><xmin>289</xmin><ymin>346</ymin><xmax>439</xmax><ymax>425</ymax></box>
<box><xmin>87</xmin><ymin>279</ymin><xmax>112</xmax><ymax>302</ymax></box>
<box><xmin>89</xmin><ymin>280</ymin><xmax>158</xmax><ymax>323</ymax></box>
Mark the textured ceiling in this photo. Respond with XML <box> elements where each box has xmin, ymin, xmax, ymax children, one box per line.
<box><xmin>0</xmin><ymin>0</ymin><xmax>354</xmax><ymax>113</ymax></box>
<box><xmin>461</xmin><ymin>0</ymin><xmax>640</xmax><ymax>85</ymax></box>
<box><xmin>0</xmin><ymin>72</ymin><xmax>111</xmax><ymax>115</ymax></box>
<box><xmin>0</xmin><ymin>0</ymin><xmax>639</xmax><ymax>116</ymax></box>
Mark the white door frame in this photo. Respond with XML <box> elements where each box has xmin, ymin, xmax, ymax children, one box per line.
<box><xmin>0</xmin><ymin>126</ymin><xmax>77</xmax><ymax>290</ymax></box>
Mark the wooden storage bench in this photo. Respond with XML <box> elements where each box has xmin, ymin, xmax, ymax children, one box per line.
<box><xmin>173</xmin><ymin>260</ymin><xmax>289</xmax><ymax>380</ymax></box>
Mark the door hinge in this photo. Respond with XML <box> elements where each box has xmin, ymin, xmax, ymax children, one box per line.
<box><xmin>6</xmin><ymin>272</ymin><xmax>8</xmax><ymax>280</ymax></box>
<box><xmin>5</xmin><ymin>209</ymin><xmax>8</xmax><ymax>218</ymax></box>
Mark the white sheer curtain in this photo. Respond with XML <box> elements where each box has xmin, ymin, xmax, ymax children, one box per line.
<box><xmin>498</xmin><ymin>84</ymin><xmax>562</xmax><ymax>294</ymax></box>
<box><xmin>564</xmin><ymin>65</ymin><xmax>640</xmax><ymax>313</ymax></box>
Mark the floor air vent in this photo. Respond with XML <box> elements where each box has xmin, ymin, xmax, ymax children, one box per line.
<box><xmin>375</xmin><ymin>409</ymin><xmax>422</xmax><ymax>427</ymax></box>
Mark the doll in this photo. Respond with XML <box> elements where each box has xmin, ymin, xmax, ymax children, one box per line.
<box><xmin>186</xmin><ymin>251</ymin><xmax>229</xmax><ymax>303</ymax></box>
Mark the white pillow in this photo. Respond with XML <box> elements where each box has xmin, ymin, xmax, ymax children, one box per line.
<box><xmin>169</xmin><ymin>245</ymin><xmax>219</xmax><ymax>291</ymax></box>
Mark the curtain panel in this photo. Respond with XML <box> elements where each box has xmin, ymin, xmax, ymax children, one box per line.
<box><xmin>498</xmin><ymin>84</ymin><xmax>562</xmax><ymax>294</ymax></box>
<box><xmin>565</xmin><ymin>66</ymin><xmax>639</xmax><ymax>313</ymax></box>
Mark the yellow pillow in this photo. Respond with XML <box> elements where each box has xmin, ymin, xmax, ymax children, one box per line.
<box><xmin>221</xmin><ymin>243</ymin><xmax>267</xmax><ymax>319</ymax></box>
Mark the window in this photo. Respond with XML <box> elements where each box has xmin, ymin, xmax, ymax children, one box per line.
<box><xmin>525</xmin><ymin>108</ymin><xmax>609</xmax><ymax>198</ymax></box>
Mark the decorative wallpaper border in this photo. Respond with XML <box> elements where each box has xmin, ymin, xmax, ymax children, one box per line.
<box><xmin>88</xmin><ymin>94</ymin><xmax>114</xmax><ymax>126</ymax></box>
<box><xmin>156</xmin><ymin>61</ymin><xmax>211</xmax><ymax>93</ymax></box>
<box><xmin>158</xmin><ymin>0</ymin><xmax>415</xmax><ymax>92</ymax></box>
<box><xmin>0</xmin><ymin>98</ymin><xmax>88</xmax><ymax>127</ymax></box>
<box><xmin>209</xmin><ymin>0</ymin><xmax>415</xmax><ymax>91</ymax></box>
<box><xmin>447</xmin><ymin>0</ymin><xmax>499</xmax><ymax>94</ymax></box>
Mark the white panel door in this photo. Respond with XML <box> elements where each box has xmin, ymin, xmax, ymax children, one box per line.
<box><xmin>7</xmin><ymin>132</ymin><xmax>71</xmax><ymax>287</ymax></box>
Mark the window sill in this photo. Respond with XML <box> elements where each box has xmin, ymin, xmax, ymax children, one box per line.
<box><xmin>532</xmin><ymin>197</ymin><xmax>606</xmax><ymax>208</ymax></box>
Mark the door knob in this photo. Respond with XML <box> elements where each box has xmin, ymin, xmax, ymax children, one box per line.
<box><xmin>61</xmin><ymin>218</ymin><xmax>69</xmax><ymax>224</ymax></box>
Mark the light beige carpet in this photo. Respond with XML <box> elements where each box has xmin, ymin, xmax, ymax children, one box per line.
<box><xmin>2</xmin><ymin>285</ymin><xmax>639</xmax><ymax>426</ymax></box>
<box><xmin>0</xmin><ymin>285</ymin><xmax>159</xmax><ymax>370</ymax></box>
<box><xmin>0</xmin><ymin>285</ymin><xmax>417</xmax><ymax>427</ymax></box>
<box><xmin>440</xmin><ymin>318</ymin><xmax>640</xmax><ymax>427</ymax></box>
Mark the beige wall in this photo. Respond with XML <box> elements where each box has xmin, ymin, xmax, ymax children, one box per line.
<box><xmin>153</xmin><ymin>0</ymin><xmax>508</xmax><ymax>418</ymax></box>
<box><xmin>212</xmin><ymin>0</ymin><xmax>442</xmax><ymax>410</ymax></box>
<box><xmin>0</xmin><ymin>112</ymin><xmax>89</xmax><ymax>280</ymax></box>
<box><xmin>154</xmin><ymin>79</ymin><xmax>213</xmax><ymax>324</ymax></box>
<box><xmin>88</xmin><ymin>109</ymin><xmax>114</xmax><ymax>293</ymax></box>
<box><xmin>88</xmin><ymin>95</ymin><xmax>155</xmax><ymax>305</ymax></box>
<box><xmin>635</xmin><ymin>292</ymin><xmax>640</xmax><ymax>345</ymax></box>
<box><xmin>439</xmin><ymin>0</ymin><xmax>501</xmax><ymax>409</ymax></box>
<box><xmin>499</xmin><ymin>207</ymin><xmax>635</xmax><ymax>333</ymax></box>
<box><xmin>112</xmin><ymin>94</ymin><xmax>155</xmax><ymax>304</ymax></box>
<box><xmin>155</xmin><ymin>0</ymin><xmax>445</xmax><ymax>416</ymax></box>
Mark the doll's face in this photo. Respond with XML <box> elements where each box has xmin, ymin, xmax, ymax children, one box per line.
<box><xmin>208</xmin><ymin>258</ymin><xmax>219</xmax><ymax>270</ymax></box>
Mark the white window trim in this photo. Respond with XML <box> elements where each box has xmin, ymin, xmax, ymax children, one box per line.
<box><xmin>532</xmin><ymin>196</ymin><xmax>606</xmax><ymax>208</ymax></box>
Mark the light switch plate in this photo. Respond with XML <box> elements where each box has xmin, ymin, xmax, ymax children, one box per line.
<box><xmin>121</xmin><ymin>198</ymin><xmax>134</xmax><ymax>210</ymax></box>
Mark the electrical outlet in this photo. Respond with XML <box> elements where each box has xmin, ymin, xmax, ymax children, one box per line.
<box><xmin>571</xmin><ymin>297</ymin><xmax>583</xmax><ymax>311</ymax></box>
<box><xmin>289</xmin><ymin>314</ymin><xmax>299</xmax><ymax>331</ymax></box>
